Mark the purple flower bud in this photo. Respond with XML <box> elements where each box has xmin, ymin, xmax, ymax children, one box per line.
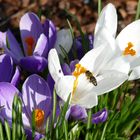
<box><xmin>91</xmin><ymin>108</ymin><xmax>108</xmax><ymax>124</ymax></box>
<box><xmin>67</xmin><ymin>105</ymin><xmax>87</xmax><ymax>120</ymax></box>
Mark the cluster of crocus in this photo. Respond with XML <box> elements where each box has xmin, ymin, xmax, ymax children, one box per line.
<box><xmin>0</xmin><ymin>3</ymin><xmax>140</xmax><ymax>139</ymax></box>
<box><xmin>0</xmin><ymin>12</ymin><xmax>72</xmax><ymax>73</ymax></box>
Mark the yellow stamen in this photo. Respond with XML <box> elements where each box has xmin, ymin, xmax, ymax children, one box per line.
<box><xmin>25</xmin><ymin>37</ymin><xmax>35</xmax><ymax>56</ymax></box>
<box><xmin>72</xmin><ymin>64</ymin><xmax>87</xmax><ymax>96</ymax></box>
<box><xmin>123</xmin><ymin>42</ymin><xmax>136</xmax><ymax>56</ymax></box>
<box><xmin>34</xmin><ymin>109</ymin><xmax>44</xmax><ymax>128</ymax></box>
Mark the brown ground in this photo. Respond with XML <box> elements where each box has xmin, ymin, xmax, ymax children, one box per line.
<box><xmin>0</xmin><ymin>0</ymin><xmax>138</xmax><ymax>36</ymax></box>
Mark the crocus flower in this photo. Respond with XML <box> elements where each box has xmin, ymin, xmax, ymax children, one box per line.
<box><xmin>0</xmin><ymin>54</ymin><xmax>20</xmax><ymax>86</ymax></box>
<box><xmin>0</xmin><ymin>12</ymin><xmax>72</xmax><ymax>73</ymax></box>
<box><xmin>0</xmin><ymin>54</ymin><xmax>13</xmax><ymax>82</ymax></box>
<box><xmin>48</xmin><ymin>27</ymin><xmax>130</xmax><ymax>108</ymax></box>
<box><xmin>94</xmin><ymin>3</ymin><xmax>140</xmax><ymax>81</ymax></box>
<box><xmin>66</xmin><ymin>105</ymin><xmax>108</xmax><ymax>124</ymax></box>
<box><xmin>62</xmin><ymin>61</ymin><xmax>108</xmax><ymax>123</ymax></box>
<box><xmin>91</xmin><ymin>108</ymin><xmax>108</xmax><ymax>124</ymax></box>
<box><xmin>69</xmin><ymin>34</ymin><xmax>94</xmax><ymax>60</ymax></box>
<box><xmin>0</xmin><ymin>74</ymin><xmax>52</xmax><ymax>139</ymax></box>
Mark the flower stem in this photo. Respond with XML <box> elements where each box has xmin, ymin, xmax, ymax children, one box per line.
<box><xmin>100</xmin><ymin>122</ymin><xmax>108</xmax><ymax>140</ymax></box>
<box><xmin>98</xmin><ymin>0</ymin><xmax>102</xmax><ymax>15</ymax></box>
<box><xmin>135</xmin><ymin>0</ymin><xmax>140</xmax><ymax>20</ymax></box>
<box><xmin>85</xmin><ymin>109</ymin><xmax>92</xmax><ymax>140</ymax></box>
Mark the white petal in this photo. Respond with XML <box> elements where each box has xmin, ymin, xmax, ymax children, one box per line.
<box><xmin>80</xmin><ymin>28</ymin><xmax>115</xmax><ymax>75</ymax></box>
<box><xmin>95</xmin><ymin>70</ymin><xmax>128</xmax><ymax>96</ymax></box>
<box><xmin>94</xmin><ymin>3</ymin><xmax>117</xmax><ymax>37</ymax></box>
<box><xmin>116</xmin><ymin>20</ymin><xmax>140</xmax><ymax>55</ymax></box>
<box><xmin>71</xmin><ymin>74</ymin><xmax>98</xmax><ymax>108</ymax></box>
<box><xmin>54</xmin><ymin>29</ymin><xmax>73</xmax><ymax>58</ymax></box>
<box><xmin>130</xmin><ymin>56</ymin><xmax>140</xmax><ymax>69</ymax></box>
<box><xmin>102</xmin><ymin>56</ymin><xmax>130</xmax><ymax>74</ymax></box>
<box><xmin>129</xmin><ymin>66</ymin><xmax>140</xmax><ymax>80</ymax></box>
<box><xmin>55</xmin><ymin>76</ymin><xmax>75</xmax><ymax>102</ymax></box>
<box><xmin>48</xmin><ymin>49</ymin><xmax>63</xmax><ymax>82</ymax></box>
<box><xmin>94</xmin><ymin>27</ymin><xmax>116</xmax><ymax>52</ymax></box>
<box><xmin>71</xmin><ymin>93</ymin><xmax>98</xmax><ymax>109</ymax></box>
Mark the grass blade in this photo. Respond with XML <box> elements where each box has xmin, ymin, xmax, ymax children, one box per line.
<box><xmin>4</xmin><ymin>120</ymin><xmax>11</xmax><ymax>140</ymax></box>
<box><xmin>0</xmin><ymin>120</ymin><xmax>4</xmax><ymax>140</ymax></box>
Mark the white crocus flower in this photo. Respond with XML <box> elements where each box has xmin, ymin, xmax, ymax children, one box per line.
<box><xmin>95</xmin><ymin>3</ymin><xmax>140</xmax><ymax>81</ymax></box>
<box><xmin>48</xmin><ymin>29</ymin><xmax>130</xmax><ymax>108</ymax></box>
<box><xmin>54</xmin><ymin>29</ymin><xmax>73</xmax><ymax>58</ymax></box>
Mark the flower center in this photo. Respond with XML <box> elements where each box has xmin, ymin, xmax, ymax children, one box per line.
<box><xmin>34</xmin><ymin>109</ymin><xmax>45</xmax><ymax>128</ymax></box>
<box><xmin>123</xmin><ymin>42</ymin><xmax>136</xmax><ymax>56</ymax></box>
<box><xmin>25</xmin><ymin>37</ymin><xmax>35</xmax><ymax>56</ymax></box>
<box><xmin>72</xmin><ymin>64</ymin><xmax>87</xmax><ymax>96</ymax></box>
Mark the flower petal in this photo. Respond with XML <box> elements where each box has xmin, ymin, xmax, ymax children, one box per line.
<box><xmin>0</xmin><ymin>54</ymin><xmax>13</xmax><ymax>82</ymax></box>
<box><xmin>69</xmin><ymin>105</ymin><xmax>87</xmax><ymax>120</ymax></box>
<box><xmin>55</xmin><ymin>76</ymin><xmax>75</xmax><ymax>102</ymax></box>
<box><xmin>54</xmin><ymin>29</ymin><xmax>73</xmax><ymax>58</ymax></box>
<box><xmin>116</xmin><ymin>20</ymin><xmax>140</xmax><ymax>55</ymax></box>
<box><xmin>20</xmin><ymin>56</ymin><xmax>47</xmax><ymax>73</ymax></box>
<box><xmin>48</xmin><ymin>49</ymin><xmax>64</xmax><ymax>82</ymax></box>
<box><xmin>95</xmin><ymin>70</ymin><xmax>128</xmax><ymax>96</ymax></box>
<box><xmin>0</xmin><ymin>82</ymin><xmax>20</xmax><ymax>124</ymax></box>
<box><xmin>22</xmin><ymin>74</ymin><xmax>52</xmax><ymax>121</ymax></box>
<box><xmin>129</xmin><ymin>66</ymin><xmax>140</xmax><ymax>80</ymax></box>
<box><xmin>80</xmin><ymin>28</ymin><xmax>116</xmax><ymax>74</ymax></box>
<box><xmin>33</xmin><ymin>33</ymin><xmax>48</xmax><ymax>57</ymax></box>
<box><xmin>94</xmin><ymin>3</ymin><xmax>117</xmax><ymax>37</ymax></box>
<box><xmin>11</xmin><ymin>66</ymin><xmax>20</xmax><ymax>87</ymax></box>
<box><xmin>43</xmin><ymin>19</ymin><xmax>57</xmax><ymax>50</ymax></box>
<box><xmin>62</xmin><ymin>63</ymin><xmax>71</xmax><ymax>75</ymax></box>
<box><xmin>71</xmin><ymin>74</ymin><xmax>98</xmax><ymax>108</ymax></box>
<box><xmin>92</xmin><ymin>108</ymin><xmax>108</xmax><ymax>124</ymax></box>
<box><xmin>6</xmin><ymin>30</ymin><xmax>23</xmax><ymax>63</ymax></box>
<box><xmin>102</xmin><ymin>56</ymin><xmax>130</xmax><ymax>74</ymax></box>
<box><xmin>20</xmin><ymin>12</ymin><xmax>43</xmax><ymax>55</ymax></box>
<box><xmin>0</xmin><ymin>32</ymin><xmax>6</xmax><ymax>48</ymax></box>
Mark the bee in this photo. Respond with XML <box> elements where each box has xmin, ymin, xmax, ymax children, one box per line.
<box><xmin>85</xmin><ymin>70</ymin><xmax>97</xmax><ymax>86</ymax></box>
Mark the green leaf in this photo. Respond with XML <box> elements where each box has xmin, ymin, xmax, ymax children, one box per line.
<box><xmin>0</xmin><ymin>120</ymin><xmax>4</xmax><ymax>140</ymax></box>
<box><xmin>32</xmin><ymin>110</ymin><xmax>35</xmax><ymax>140</ymax></box>
<box><xmin>4</xmin><ymin>120</ymin><xmax>11</xmax><ymax>140</ymax></box>
<box><xmin>55</xmin><ymin>93</ymin><xmax>71</xmax><ymax>128</ymax></box>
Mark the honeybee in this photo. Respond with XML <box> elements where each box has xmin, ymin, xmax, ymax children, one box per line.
<box><xmin>85</xmin><ymin>70</ymin><xmax>97</xmax><ymax>86</ymax></box>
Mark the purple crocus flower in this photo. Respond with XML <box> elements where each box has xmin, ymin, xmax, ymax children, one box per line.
<box><xmin>0</xmin><ymin>12</ymin><xmax>73</xmax><ymax>73</ymax></box>
<box><xmin>69</xmin><ymin>34</ymin><xmax>94</xmax><ymax>60</ymax></box>
<box><xmin>0</xmin><ymin>54</ymin><xmax>20</xmax><ymax>86</ymax></box>
<box><xmin>91</xmin><ymin>108</ymin><xmax>108</xmax><ymax>124</ymax></box>
<box><xmin>0</xmin><ymin>12</ymin><xmax>57</xmax><ymax>73</ymax></box>
<box><xmin>0</xmin><ymin>74</ymin><xmax>52</xmax><ymax>139</ymax></box>
<box><xmin>0</xmin><ymin>54</ymin><xmax>13</xmax><ymax>82</ymax></box>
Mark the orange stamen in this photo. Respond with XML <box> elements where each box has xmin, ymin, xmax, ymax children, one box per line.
<box><xmin>123</xmin><ymin>42</ymin><xmax>136</xmax><ymax>56</ymax></box>
<box><xmin>25</xmin><ymin>37</ymin><xmax>35</xmax><ymax>56</ymax></box>
<box><xmin>34</xmin><ymin>109</ymin><xmax>44</xmax><ymax>128</ymax></box>
<box><xmin>72</xmin><ymin>64</ymin><xmax>87</xmax><ymax>96</ymax></box>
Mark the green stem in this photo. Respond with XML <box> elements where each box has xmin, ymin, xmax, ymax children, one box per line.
<box><xmin>64</xmin><ymin>120</ymin><xmax>68</xmax><ymax>140</ymax></box>
<box><xmin>100</xmin><ymin>122</ymin><xmax>108</xmax><ymax>140</ymax></box>
<box><xmin>85</xmin><ymin>109</ymin><xmax>92</xmax><ymax>140</ymax></box>
<box><xmin>130</xmin><ymin>121</ymin><xmax>140</xmax><ymax>136</ymax></box>
<box><xmin>98</xmin><ymin>0</ymin><xmax>102</xmax><ymax>15</ymax></box>
<box><xmin>135</xmin><ymin>0</ymin><xmax>140</xmax><ymax>20</ymax></box>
